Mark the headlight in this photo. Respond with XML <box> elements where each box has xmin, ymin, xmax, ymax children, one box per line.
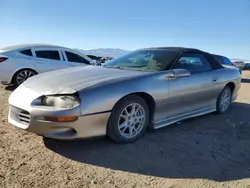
<box><xmin>41</xmin><ymin>95</ymin><xmax>80</xmax><ymax>108</ymax></box>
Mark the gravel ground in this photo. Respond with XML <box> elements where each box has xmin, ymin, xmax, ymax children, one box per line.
<box><xmin>1</xmin><ymin>72</ymin><xmax>250</xmax><ymax>188</ymax></box>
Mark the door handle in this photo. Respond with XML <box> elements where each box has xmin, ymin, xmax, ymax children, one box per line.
<box><xmin>212</xmin><ymin>77</ymin><xmax>218</xmax><ymax>82</ymax></box>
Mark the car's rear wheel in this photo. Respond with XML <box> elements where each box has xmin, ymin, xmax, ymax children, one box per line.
<box><xmin>107</xmin><ymin>95</ymin><xmax>149</xmax><ymax>143</ymax></box>
<box><xmin>13</xmin><ymin>69</ymin><xmax>37</xmax><ymax>86</ymax></box>
<box><xmin>216</xmin><ymin>86</ymin><xmax>232</xmax><ymax>114</ymax></box>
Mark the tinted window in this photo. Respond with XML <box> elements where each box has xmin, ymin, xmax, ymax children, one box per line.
<box><xmin>65</xmin><ymin>51</ymin><xmax>90</xmax><ymax>64</ymax></box>
<box><xmin>20</xmin><ymin>49</ymin><xmax>32</xmax><ymax>56</ymax></box>
<box><xmin>87</xmin><ymin>55</ymin><xmax>102</xmax><ymax>61</ymax></box>
<box><xmin>222</xmin><ymin>57</ymin><xmax>233</xmax><ymax>65</ymax></box>
<box><xmin>103</xmin><ymin>49</ymin><xmax>179</xmax><ymax>72</ymax></box>
<box><xmin>87</xmin><ymin>55</ymin><xmax>97</xmax><ymax>59</ymax></box>
<box><xmin>35</xmin><ymin>50</ymin><xmax>60</xmax><ymax>60</ymax></box>
<box><xmin>213</xmin><ymin>55</ymin><xmax>233</xmax><ymax>65</ymax></box>
<box><xmin>172</xmin><ymin>53</ymin><xmax>212</xmax><ymax>74</ymax></box>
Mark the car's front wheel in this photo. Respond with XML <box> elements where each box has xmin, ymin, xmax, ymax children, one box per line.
<box><xmin>216</xmin><ymin>86</ymin><xmax>232</xmax><ymax>114</ymax></box>
<box><xmin>107</xmin><ymin>95</ymin><xmax>149</xmax><ymax>143</ymax></box>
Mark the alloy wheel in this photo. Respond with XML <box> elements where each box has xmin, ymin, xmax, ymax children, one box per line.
<box><xmin>16</xmin><ymin>70</ymin><xmax>36</xmax><ymax>85</ymax></box>
<box><xmin>219</xmin><ymin>88</ymin><xmax>231</xmax><ymax>112</ymax></box>
<box><xmin>118</xmin><ymin>103</ymin><xmax>146</xmax><ymax>139</ymax></box>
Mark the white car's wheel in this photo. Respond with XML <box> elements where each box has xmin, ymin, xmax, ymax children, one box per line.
<box><xmin>216</xmin><ymin>86</ymin><xmax>232</xmax><ymax>114</ymax></box>
<box><xmin>107</xmin><ymin>95</ymin><xmax>149</xmax><ymax>143</ymax></box>
<box><xmin>13</xmin><ymin>69</ymin><xmax>37</xmax><ymax>86</ymax></box>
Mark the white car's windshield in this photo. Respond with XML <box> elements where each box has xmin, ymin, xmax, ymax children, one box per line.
<box><xmin>103</xmin><ymin>49</ymin><xmax>179</xmax><ymax>72</ymax></box>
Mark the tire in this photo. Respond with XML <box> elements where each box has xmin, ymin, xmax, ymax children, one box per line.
<box><xmin>107</xmin><ymin>95</ymin><xmax>150</xmax><ymax>143</ymax></box>
<box><xmin>13</xmin><ymin>69</ymin><xmax>37</xmax><ymax>86</ymax></box>
<box><xmin>216</xmin><ymin>86</ymin><xmax>232</xmax><ymax>114</ymax></box>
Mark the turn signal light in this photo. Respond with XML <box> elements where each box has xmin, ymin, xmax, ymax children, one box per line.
<box><xmin>43</xmin><ymin>116</ymin><xmax>78</xmax><ymax>122</ymax></box>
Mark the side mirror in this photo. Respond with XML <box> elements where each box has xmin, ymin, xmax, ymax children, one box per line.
<box><xmin>166</xmin><ymin>69</ymin><xmax>191</xmax><ymax>78</ymax></box>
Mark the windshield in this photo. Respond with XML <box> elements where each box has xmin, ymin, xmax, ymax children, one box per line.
<box><xmin>103</xmin><ymin>49</ymin><xmax>179</xmax><ymax>72</ymax></box>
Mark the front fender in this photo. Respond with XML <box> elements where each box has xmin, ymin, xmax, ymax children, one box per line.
<box><xmin>78</xmin><ymin>73</ymin><xmax>170</xmax><ymax>115</ymax></box>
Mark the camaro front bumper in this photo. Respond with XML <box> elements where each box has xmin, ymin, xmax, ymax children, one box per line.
<box><xmin>8</xmin><ymin>105</ymin><xmax>111</xmax><ymax>139</ymax></box>
<box><xmin>8</xmin><ymin>84</ymin><xmax>111</xmax><ymax>140</ymax></box>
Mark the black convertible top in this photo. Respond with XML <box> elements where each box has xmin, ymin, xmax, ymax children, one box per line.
<box><xmin>141</xmin><ymin>47</ymin><xmax>224</xmax><ymax>70</ymax></box>
<box><xmin>142</xmin><ymin>46</ymin><xmax>202</xmax><ymax>53</ymax></box>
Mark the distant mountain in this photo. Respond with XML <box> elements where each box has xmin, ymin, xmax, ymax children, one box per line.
<box><xmin>230</xmin><ymin>58</ymin><xmax>247</xmax><ymax>62</ymax></box>
<box><xmin>75</xmin><ymin>48</ymin><xmax>130</xmax><ymax>58</ymax></box>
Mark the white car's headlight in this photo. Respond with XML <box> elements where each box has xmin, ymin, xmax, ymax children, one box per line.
<box><xmin>41</xmin><ymin>95</ymin><xmax>80</xmax><ymax>108</ymax></box>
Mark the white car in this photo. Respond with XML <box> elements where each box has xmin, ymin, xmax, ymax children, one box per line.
<box><xmin>0</xmin><ymin>44</ymin><xmax>94</xmax><ymax>86</ymax></box>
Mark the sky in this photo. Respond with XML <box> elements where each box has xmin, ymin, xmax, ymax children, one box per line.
<box><xmin>0</xmin><ymin>0</ymin><xmax>250</xmax><ymax>59</ymax></box>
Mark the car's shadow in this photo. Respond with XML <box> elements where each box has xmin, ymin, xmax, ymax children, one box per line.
<box><xmin>44</xmin><ymin>102</ymin><xmax>250</xmax><ymax>182</ymax></box>
<box><xmin>4</xmin><ymin>85</ymin><xmax>16</xmax><ymax>91</ymax></box>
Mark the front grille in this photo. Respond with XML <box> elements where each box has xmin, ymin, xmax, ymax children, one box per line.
<box><xmin>19</xmin><ymin>110</ymin><xmax>30</xmax><ymax>125</ymax></box>
<box><xmin>10</xmin><ymin>106</ymin><xmax>31</xmax><ymax>126</ymax></box>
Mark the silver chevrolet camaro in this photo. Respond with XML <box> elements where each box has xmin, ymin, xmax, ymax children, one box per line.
<box><xmin>8</xmin><ymin>47</ymin><xmax>241</xmax><ymax>143</ymax></box>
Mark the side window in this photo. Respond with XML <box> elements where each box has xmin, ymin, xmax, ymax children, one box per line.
<box><xmin>222</xmin><ymin>57</ymin><xmax>233</xmax><ymax>65</ymax></box>
<box><xmin>212</xmin><ymin>55</ymin><xmax>233</xmax><ymax>65</ymax></box>
<box><xmin>65</xmin><ymin>51</ymin><xmax>90</xmax><ymax>64</ymax></box>
<box><xmin>172</xmin><ymin>53</ymin><xmax>212</xmax><ymax>74</ymax></box>
<box><xmin>20</xmin><ymin>49</ymin><xmax>32</xmax><ymax>56</ymax></box>
<box><xmin>35</xmin><ymin>50</ymin><xmax>60</xmax><ymax>60</ymax></box>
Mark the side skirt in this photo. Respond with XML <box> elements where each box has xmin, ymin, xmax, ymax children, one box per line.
<box><xmin>152</xmin><ymin>106</ymin><xmax>216</xmax><ymax>129</ymax></box>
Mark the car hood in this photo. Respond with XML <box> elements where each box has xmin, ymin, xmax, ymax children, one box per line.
<box><xmin>22</xmin><ymin>66</ymin><xmax>148</xmax><ymax>94</ymax></box>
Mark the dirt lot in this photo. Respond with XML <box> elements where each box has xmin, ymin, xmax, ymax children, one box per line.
<box><xmin>1</xmin><ymin>72</ymin><xmax>250</xmax><ymax>188</ymax></box>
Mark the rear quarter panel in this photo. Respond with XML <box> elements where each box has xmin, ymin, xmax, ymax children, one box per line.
<box><xmin>0</xmin><ymin>50</ymin><xmax>38</xmax><ymax>83</ymax></box>
<box><xmin>214</xmin><ymin>67</ymin><xmax>241</xmax><ymax>100</ymax></box>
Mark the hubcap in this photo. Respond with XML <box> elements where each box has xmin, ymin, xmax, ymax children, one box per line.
<box><xmin>16</xmin><ymin>70</ymin><xmax>35</xmax><ymax>85</ymax></box>
<box><xmin>118</xmin><ymin>103</ymin><xmax>146</xmax><ymax>139</ymax></box>
<box><xmin>220</xmin><ymin>89</ymin><xmax>231</xmax><ymax>112</ymax></box>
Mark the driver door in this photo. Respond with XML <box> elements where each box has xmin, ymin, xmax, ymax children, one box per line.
<box><xmin>165</xmin><ymin>53</ymin><xmax>221</xmax><ymax>117</ymax></box>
